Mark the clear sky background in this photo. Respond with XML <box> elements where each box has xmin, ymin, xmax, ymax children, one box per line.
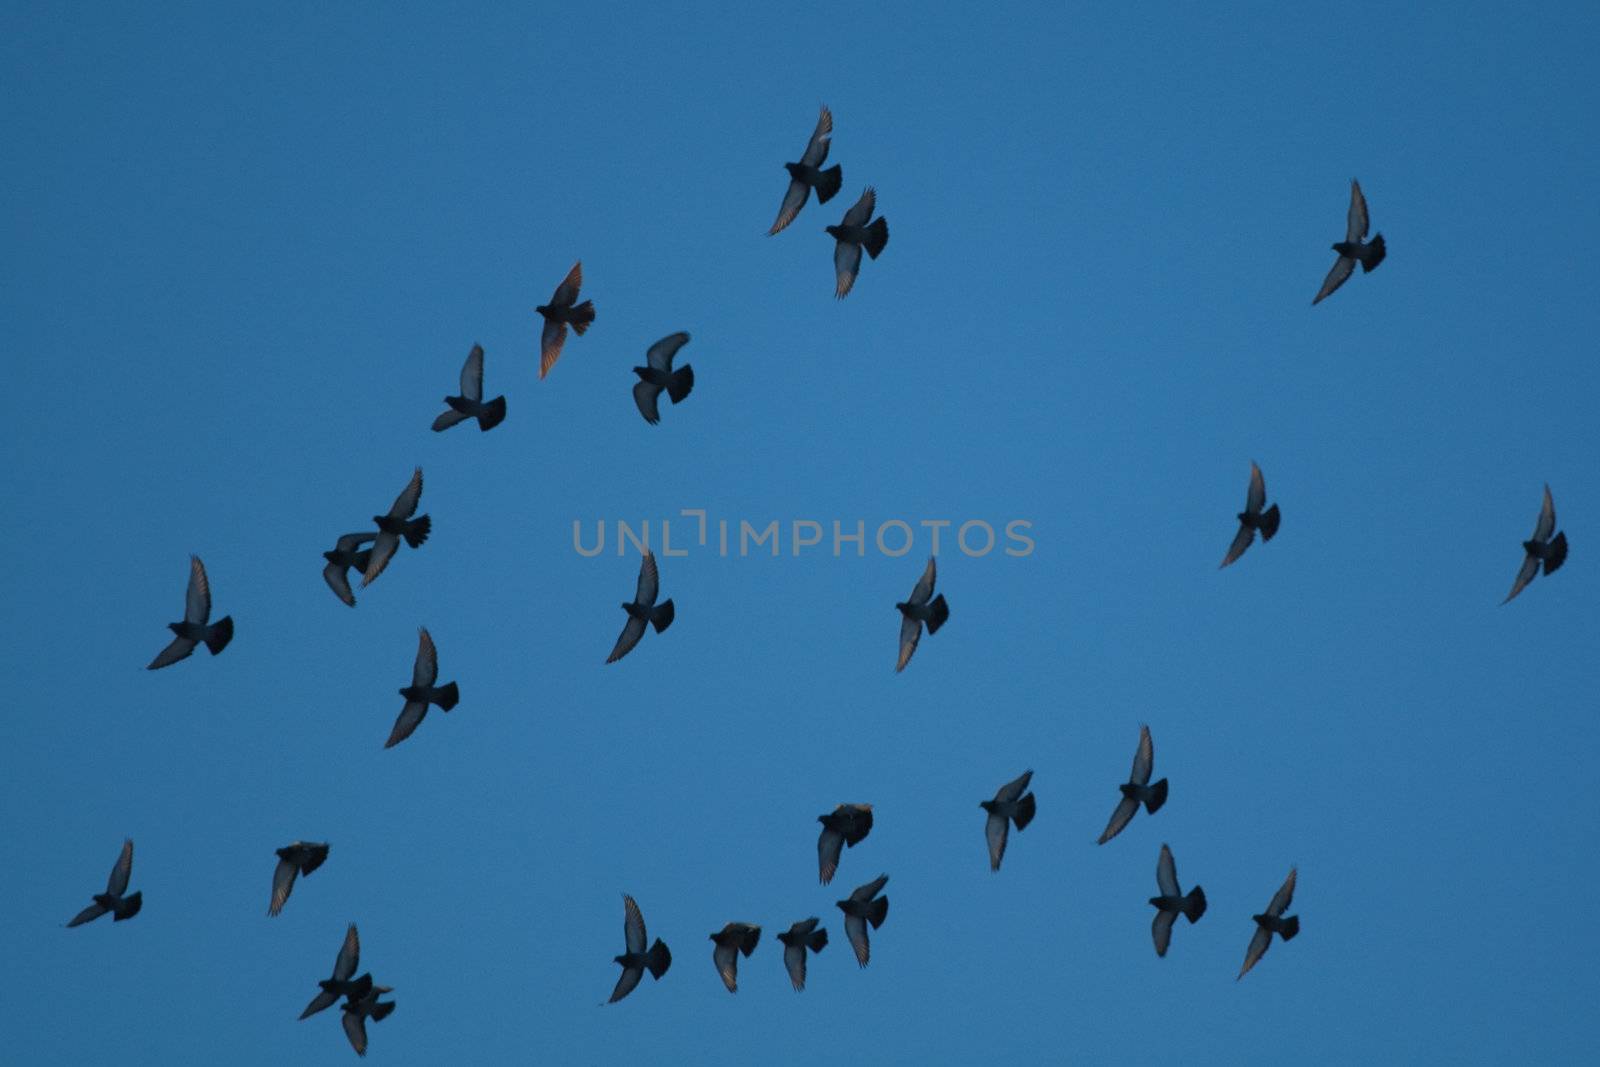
<box><xmin>4</xmin><ymin>3</ymin><xmax>1598</xmax><ymax>1063</ymax></box>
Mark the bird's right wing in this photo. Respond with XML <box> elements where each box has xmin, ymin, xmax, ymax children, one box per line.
<box><xmin>341</xmin><ymin>1011</ymin><xmax>368</xmax><ymax>1056</ymax></box>
<box><xmin>768</xmin><ymin>178</ymin><xmax>810</xmax><ymax>236</ymax></box>
<box><xmin>634</xmin><ymin>551</ymin><xmax>660</xmax><ymax>606</ymax></box>
<box><xmin>783</xmin><ymin>939</ymin><xmax>808</xmax><ymax>990</ymax></box>
<box><xmin>895</xmin><ymin>613</ymin><xmax>921</xmax><ymax>673</ymax></box>
<box><xmin>66</xmin><ymin>902</ymin><xmax>108</xmax><ymax>927</ymax></box>
<box><xmin>1220</xmin><ymin>522</ymin><xmax>1254</xmax><ymax>568</ymax></box>
<box><xmin>412</xmin><ymin>627</ymin><xmax>439</xmax><ymax>687</ymax></box>
<box><xmin>322</xmin><ymin>561</ymin><xmax>356</xmax><ymax>606</ymax></box>
<box><xmin>1097</xmin><ymin>795</ymin><xmax>1138</xmax><ymax>845</ymax></box>
<box><xmin>1152</xmin><ymin>909</ymin><xmax>1176</xmax><ymax>957</ymax></box>
<box><xmin>841</xmin><ymin>186</ymin><xmax>876</xmax><ymax>228</ymax></box>
<box><xmin>550</xmin><ymin>261</ymin><xmax>583</xmax><ymax>306</ymax></box>
<box><xmin>1346</xmin><ymin>179</ymin><xmax>1369</xmax><ymax>243</ymax></box>
<box><xmin>185</xmin><ymin>556</ymin><xmax>212</xmax><ymax>624</ymax></box>
<box><xmin>833</xmin><ymin>239</ymin><xmax>863</xmax><ymax>299</ymax></box>
<box><xmin>606</xmin><ymin>615</ymin><xmax>647</xmax><ymax>664</ymax></box>
<box><xmin>713</xmin><ymin>941</ymin><xmax>739</xmax><ymax>993</ymax></box>
<box><xmin>632</xmin><ymin>380</ymin><xmax>662</xmax><ymax>425</ymax></box>
<box><xmin>387</xmin><ymin>467</ymin><xmax>424</xmax><ymax>521</ymax></box>
<box><xmin>384</xmin><ymin>700</ymin><xmax>428</xmax><ymax>748</ymax></box>
<box><xmin>1312</xmin><ymin>255</ymin><xmax>1355</xmax><ymax>305</ymax></box>
<box><xmin>623</xmin><ymin>895</ymin><xmax>647</xmax><ymax>956</ymax></box>
<box><xmin>1246</xmin><ymin>462</ymin><xmax>1267</xmax><ymax>514</ymax></box>
<box><xmin>645</xmin><ymin>332</ymin><xmax>689</xmax><ymax>373</ymax></box>
<box><xmin>995</xmin><ymin>769</ymin><xmax>1033</xmax><ymax>804</ymax></box>
<box><xmin>1156</xmin><ymin>844</ymin><xmax>1180</xmax><ymax>898</ymax></box>
<box><xmin>800</xmin><ymin>105</ymin><xmax>833</xmax><ymax>168</ymax></box>
<box><xmin>334</xmin><ymin>923</ymin><xmax>361</xmax><ymax>981</ymax></box>
<box><xmin>909</xmin><ymin>556</ymin><xmax>937</xmax><ymax>605</ymax></box>
<box><xmin>1131</xmin><ymin>726</ymin><xmax>1154</xmax><ymax>786</ymax></box>
<box><xmin>147</xmin><ymin>634</ymin><xmax>197</xmax><ymax>670</ymax></box>
<box><xmin>1504</xmin><ymin>553</ymin><xmax>1540</xmax><ymax>604</ymax></box>
<box><xmin>1238</xmin><ymin>925</ymin><xmax>1272</xmax><ymax>979</ymax></box>
<box><xmin>985</xmin><ymin>812</ymin><xmax>1010</xmax><ymax>871</ymax></box>
<box><xmin>1534</xmin><ymin>485</ymin><xmax>1557</xmax><ymax>542</ymax></box>
<box><xmin>851</xmin><ymin>874</ymin><xmax>889</xmax><ymax>902</ymax></box>
<box><xmin>1267</xmin><ymin>867</ymin><xmax>1297</xmax><ymax>916</ymax></box>
<box><xmin>843</xmin><ymin>913</ymin><xmax>870</xmax><ymax>967</ymax></box>
<box><xmin>607</xmin><ymin>966</ymin><xmax>643</xmax><ymax>1004</ymax></box>
<box><xmin>360</xmin><ymin>533</ymin><xmax>399</xmax><ymax>588</ymax></box>
<box><xmin>268</xmin><ymin>857</ymin><xmax>297</xmax><ymax>917</ymax></box>
<box><xmin>817</xmin><ymin>827</ymin><xmax>845</xmax><ymax>885</ymax></box>
<box><xmin>539</xmin><ymin>320</ymin><xmax>568</xmax><ymax>379</ymax></box>
<box><xmin>460</xmin><ymin>343</ymin><xmax>485</xmax><ymax>401</ymax></box>
<box><xmin>107</xmin><ymin>838</ymin><xmax>134</xmax><ymax>896</ymax></box>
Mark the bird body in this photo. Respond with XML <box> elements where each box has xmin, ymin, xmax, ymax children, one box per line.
<box><xmin>632</xmin><ymin>332</ymin><xmax>695</xmax><ymax>425</ymax></box>
<box><xmin>270</xmin><ymin>841</ymin><xmax>330</xmax><ymax>916</ymax></box>
<box><xmin>709</xmin><ymin>922</ymin><xmax>762</xmax><ymax>993</ymax></box>
<box><xmin>1148</xmin><ymin>844</ymin><xmax>1206</xmax><ymax>957</ymax></box>
<box><xmin>827</xmin><ymin>186</ymin><xmax>889</xmax><ymax>298</ymax></box>
<box><xmin>817</xmin><ymin>802</ymin><xmax>874</xmax><ymax>884</ymax></box>
<box><xmin>536</xmin><ymin>261</ymin><xmax>594</xmax><ymax>378</ymax></box>
<box><xmin>835</xmin><ymin>873</ymin><xmax>890</xmax><ymax>967</ymax></box>
<box><xmin>776</xmin><ymin>918</ymin><xmax>829</xmax><ymax>991</ymax></box>
<box><xmin>895</xmin><ymin>556</ymin><xmax>949</xmax><ymax>671</ymax></box>
<box><xmin>981</xmin><ymin>770</ymin><xmax>1037</xmax><ymax>871</ymax></box>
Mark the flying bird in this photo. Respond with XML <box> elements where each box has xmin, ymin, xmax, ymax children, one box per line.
<box><xmin>299</xmin><ymin>923</ymin><xmax>373</xmax><ymax>1020</ymax></box>
<box><xmin>607</xmin><ymin>894</ymin><xmax>672</xmax><ymax>1004</ymax></box>
<box><xmin>895</xmin><ymin>556</ymin><xmax>949</xmax><ymax>672</ymax></box>
<box><xmin>1220</xmin><ymin>461</ymin><xmax>1281</xmax><ymax>568</ymax></box>
<box><xmin>322</xmin><ymin>532</ymin><xmax>376</xmax><ymax>607</ymax></box>
<box><xmin>836</xmin><ymin>873</ymin><xmax>889</xmax><ymax>968</ymax></box>
<box><xmin>605</xmin><ymin>550</ymin><xmax>675</xmax><ymax>664</ymax></box>
<box><xmin>1097</xmin><ymin>725</ymin><xmax>1168</xmax><ymax>845</ymax></box>
<box><xmin>385</xmin><ymin>627</ymin><xmax>459</xmax><ymax>749</ymax></box>
<box><xmin>269</xmin><ymin>841</ymin><xmax>330</xmax><ymax>917</ymax></box>
<box><xmin>1504</xmin><ymin>484</ymin><xmax>1568</xmax><ymax>603</ymax></box>
<box><xmin>981</xmin><ymin>770</ymin><xmax>1037</xmax><ymax>871</ymax></box>
<box><xmin>65</xmin><ymin>838</ymin><xmax>142</xmax><ymax>927</ymax></box>
<box><xmin>817</xmin><ymin>802</ymin><xmax>874</xmax><ymax>885</ymax></box>
<box><xmin>776</xmin><ymin>918</ymin><xmax>828</xmax><ymax>991</ymax></box>
<box><xmin>1149</xmin><ymin>844</ymin><xmax>1207</xmax><ymax>957</ymax></box>
<box><xmin>632</xmin><ymin>332</ymin><xmax>695</xmax><ymax>425</ymax></box>
<box><xmin>432</xmin><ymin>343</ymin><xmax>506</xmax><ymax>432</ymax></box>
<box><xmin>826</xmin><ymin>186</ymin><xmax>889</xmax><ymax>298</ymax></box>
<box><xmin>1238</xmin><ymin>867</ymin><xmax>1299</xmax><ymax>980</ymax></box>
<box><xmin>147</xmin><ymin>555</ymin><xmax>233</xmax><ymax>669</ymax></box>
<box><xmin>535</xmin><ymin>261</ymin><xmax>595</xmax><ymax>379</ymax></box>
<box><xmin>1312</xmin><ymin>178</ymin><xmax>1386</xmax><ymax>305</ymax></box>
<box><xmin>361</xmin><ymin>467</ymin><xmax>430</xmax><ymax>588</ymax></box>
<box><xmin>341</xmin><ymin>983</ymin><xmax>396</xmax><ymax>1057</ymax></box>
<box><xmin>709</xmin><ymin>922</ymin><xmax>762</xmax><ymax>993</ymax></box>
<box><xmin>768</xmin><ymin>105</ymin><xmax>842</xmax><ymax>235</ymax></box>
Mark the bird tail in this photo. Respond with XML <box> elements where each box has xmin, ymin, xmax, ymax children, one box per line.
<box><xmin>115</xmin><ymin>891</ymin><xmax>143</xmax><ymax>920</ymax></box>
<box><xmin>204</xmin><ymin>617</ymin><xmax>234</xmax><ymax>656</ymax></box>
<box><xmin>925</xmin><ymin>594</ymin><xmax>950</xmax><ymax>634</ymax></box>
<box><xmin>651</xmin><ymin>599</ymin><xmax>675</xmax><ymax>633</ymax></box>
<box><xmin>435</xmin><ymin>681</ymin><xmax>460</xmax><ymax>712</ymax></box>
<box><xmin>1012</xmin><ymin>792</ymin><xmax>1037</xmax><ymax>831</ymax></box>
<box><xmin>1145</xmin><ymin>778</ymin><xmax>1169</xmax><ymax>814</ymax></box>
<box><xmin>809</xmin><ymin>928</ymin><xmax>829</xmax><ymax>952</ymax></box>
<box><xmin>646</xmin><ymin>938</ymin><xmax>672</xmax><ymax>979</ymax></box>
<box><xmin>1258</xmin><ymin>504</ymin><xmax>1281</xmax><ymax>541</ymax></box>
<box><xmin>867</xmin><ymin>896</ymin><xmax>889</xmax><ymax>929</ymax></box>
<box><xmin>478</xmin><ymin>395</ymin><xmax>507</xmax><ymax>431</ymax></box>
<box><xmin>1185</xmin><ymin>885</ymin><xmax>1207</xmax><ymax>922</ymax></box>
<box><xmin>404</xmin><ymin>515</ymin><xmax>432</xmax><ymax>549</ymax></box>
<box><xmin>370</xmin><ymin>1001</ymin><xmax>396</xmax><ymax>1023</ymax></box>
<box><xmin>668</xmin><ymin>365</ymin><xmax>694</xmax><ymax>404</ymax></box>
<box><xmin>1361</xmin><ymin>234</ymin><xmax>1386</xmax><ymax>271</ymax></box>
<box><xmin>1279</xmin><ymin>915</ymin><xmax>1300</xmax><ymax>941</ymax></box>
<box><xmin>815</xmin><ymin>164</ymin><xmax>843</xmax><ymax>204</ymax></box>
<box><xmin>1545</xmin><ymin>531</ymin><xmax>1568</xmax><ymax>575</ymax></box>
<box><xmin>570</xmin><ymin>300</ymin><xmax>596</xmax><ymax>334</ymax></box>
<box><xmin>863</xmin><ymin>216</ymin><xmax>889</xmax><ymax>259</ymax></box>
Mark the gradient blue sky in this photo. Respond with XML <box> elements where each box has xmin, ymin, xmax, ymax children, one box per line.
<box><xmin>5</xmin><ymin>3</ymin><xmax>1598</xmax><ymax>1063</ymax></box>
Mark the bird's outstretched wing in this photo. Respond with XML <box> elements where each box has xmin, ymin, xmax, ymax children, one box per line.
<box><xmin>460</xmin><ymin>344</ymin><xmax>485</xmax><ymax>401</ymax></box>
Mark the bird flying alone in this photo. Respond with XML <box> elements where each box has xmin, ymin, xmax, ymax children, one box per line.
<box><xmin>607</xmin><ymin>895</ymin><xmax>672</xmax><ymax>1004</ymax></box>
<box><xmin>817</xmin><ymin>802</ymin><xmax>874</xmax><ymax>885</ymax></box>
<box><xmin>836</xmin><ymin>873</ymin><xmax>890</xmax><ymax>968</ymax></box>
<box><xmin>768</xmin><ymin>105</ymin><xmax>842</xmax><ymax>235</ymax></box>
<box><xmin>895</xmin><ymin>556</ymin><xmax>950</xmax><ymax>672</ymax></box>
<box><xmin>1097</xmin><ymin>725</ymin><xmax>1168</xmax><ymax>845</ymax></box>
<box><xmin>147</xmin><ymin>555</ymin><xmax>233</xmax><ymax>669</ymax></box>
<box><xmin>605</xmin><ymin>550</ymin><xmax>675</xmax><ymax>664</ymax></box>
<box><xmin>981</xmin><ymin>770</ymin><xmax>1037</xmax><ymax>871</ymax></box>
<box><xmin>1313</xmin><ymin>178</ymin><xmax>1386</xmax><ymax>305</ymax></box>
<box><xmin>1238</xmin><ymin>867</ymin><xmax>1299</xmax><ymax>980</ymax></box>
<box><xmin>322</xmin><ymin>532</ymin><xmax>376</xmax><ymax>607</ymax></box>
<box><xmin>361</xmin><ymin>467</ymin><xmax>430</xmax><ymax>588</ymax></box>
<box><xmin>776</xmin><ymin>918</ymin><xmax>829</xmax><ymax>991</ymax></box>
<box><xmin>269</xmin><ymin>841</ymin><xmax>330</xmax><ymax>917</ymax></box>
<box><xmin>432</xmin><ymin>343</ymin><xmax>506</xmax><ymax>432</ymax></box>
<box><xmin>1220</xmin><ymin>461</ymin><xmax>1281</xmax><ymax>568</ymax></box>
<box><xmin>709</xmin><ymin>922</ymin><xmax>762</xmax><ymax>993</ymax></box>
<box><xmin>827</xmin><ymin>186</ymin><xmax>889</xmax><ymax>298</ymax></box>
<box><xmin>536</xmin><ymin>261</ymin><xmax>595</xmax><ymax>379</ymax></box>
<box><xmin>632</xmin><ymin>332</ymin><xmax>695</xmax><ymax>425</ymax></box>
<box><xmin>300</xmin><ymin>923</ymin><xmax>373</xmax><ymax>1021</ymax></box>
<box><xmin>66</xmin><ymin>838</ymin><xmax>141</xmax><ymax>927</ymax></box>
<box><xmin>1149</xmin><ymin>844</ymin><xmax>1206</xmax><ymax>957</ymax></box>
<box><xmin>385</xmin><ymin>627</ymin><xmax>460</xmax><ymax>749</ymax></box>
<box><xmin>1504</xmin><ymin>484</ymin><xmax>1568</xmax><ymax>603</ymax></box>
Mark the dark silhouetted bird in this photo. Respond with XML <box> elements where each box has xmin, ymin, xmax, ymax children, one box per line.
<box><xmin>605</xmin><ymin>550</ymin><xmax>675</xmax><ymax>664</ymax></box>
<box><xmin>768</xmin><ymin>105</ymin><xmax>842</xmax><ymax>236</ymax></box>
<box><xmin>361</xmin><ymin>467</ymin><xmax>430</xmax><ymax>588</ymax></box>
<box><xmin>1149</xmin><ymin>844</ymin><xmax>1207</xmax><ymax>957</ymax></box>
<box><xmin>385</xmin><ymin>627</ymin><xmax>459</xmax><ymax>749</ymax></box>
<box><xmin>322</xmin><ymin>532</ymin><xmax>376</xmax><ymax>607</ymax></box>
<box><xmin>1313</xmin><ymin>178</ymin><xmax>1385</xmax><ymax>305</ymax></box>
<box><xmin>607</xmin><ymin>894</ymin><xmax>672</xmax><ymax>1004</ymax></box>
<box><xmin>632</xmin><ymin>332</ymin><xmax>695</xmax><ymax>425</ymax></box>
<box><xmin>1239</xmin><ymin>867</ymin><xmax>1299</xmax><ymax>980</ymax></box>
<box><xmin>269</xmin><ymin>841</ymin><xmax>330</xmax><ymax>917</ymax></box>
<box><xmin>827</xmin><ymin>186</ymin><xmax>889</xmax><ymax>298</ymax></box>
<box><xmin>1098</xmin><ymin>725</ymin><xmax>1168</xmax><ymax>845</ymax></box>
<box><xmin>836</xmin><ymin>873</ymin><xmax>889</xmax><ymax>968</ymax></box>
<box><xmin>66</xmin><ymin>838</ymin><xmax>141</xmax><ymax>927</ymax></box>
<box><xmin>1504</xmin><ymin>484</ymin><xmax>1568</xmax><ymax>603</ymax></box>
<box><xmin>776</xmin><ymin>918</ymin><xmax>828</xmax><ymax>991</ymax></box>
<box><xmin>981</xmin><ymin>769</ymin><xmax>1037</xmax><ymax>871</ymax></box>
<box><xmin>300</xmin><ymin>924</ymin><xmax>373</xmax><ymax>1020</ymax></box>
<box><xmin>895</xmin><ymin>556</ymin><xmax>949</xmax><ymax>672</ymax></box>
<box><xmin>817</xmin><ymin>802</ymin><xmax>874</xmax><ymax>885</ymax></box>
<box><xmin>147</xmin><ymin>556</ymin><xmax>233</xmax><ymax>670</ymax></box>
<box><xmin>432</xmin><ymin>343</ymin><xmax>506</xmax><ymax>432</ymax></box>
<box><xmin>536</xmin><ymin>261</ymin><xmax>594</xmax><ymax>379</ymax></box>
<box><xmin>341</xmin><ymin>983</ymin><xmax>396</xmax><ymax>1057</ymax></box>
<box><xmin>1220</xmin><ymin>461</ymin><xmax>1281</xmax><ymax>568</ymax></box>
<box><xmin>709</xmin><ymin>922</ymin><xmax>762</xmax><ymax>993</ymax></box>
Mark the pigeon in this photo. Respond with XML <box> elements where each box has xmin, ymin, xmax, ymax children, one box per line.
<box><xmin>768</xmin><ymin>105</ymin><xmax>842</xmax><ymax>236</ymax></box>
<box><xmin>1148</xmin><ymin>844</ymin><xmax>1207</xmax><ymax>957</ymax></box>
<box><xmin>269</xmin><ymin>841</ymin><xmax>330</xmax><ymax>917</ymax></box>
<box><xmin>836</xmin><ymin>873</ymin><xmax>890</xmax><ymax>968</ymax></box>
<box><xmin>709</xmin><ymin>922</ymin><xmax>762</xmax><ymax>993</ymax></box>
<box><xmin>605</xmin><ymin>550</ymin><xmax>675</xmax><ymax>664</ymax></box>
<box><xmin>607</xmin><ymin>894</ymin><xmax>672</xmax><ymax>1004</ymax></box>
<box><xmin>981</xmin><ymin>770</ymin><xmax>1037</xmax><ymax>871</ymax></box>
<box><xmin>1504</xmin><ymin>484</ymin><xmax>1568</xmax><ymax>603</ymax></box>
<box><xmin>147</xmin><ymin>556</ymin><xmax>233</xmax><ymax>669</ymax></box>
<box><xmin>1097</xmin><ymin>725</ymin><xmax>1168</xmax><ymax>845</ymax></box>
<box><xmin>385</xmin><ymin>627</ymin><xmax>459</xmax><ymax>749</ymax></box>
<box><xmin>1313</xmin><ymin>178</ymin><xmax>1386</xmax><ymax>305</ymax></box>
<box><xmin>632</xmin><ymin>332</ymin><xmax>695</xmax><ymax>425</ymax></box>
<box><xmin>1238</xmin><ymin>867</ymin><xmax>1299</xmax><ymax>980</ymax></box>
<box><xmin>65</xmin><ymin>838</ymin><xmax>142</xmax><ymax>926</ymax></box>
<box><xmin>432</xmin><ymin>343</ymin><xmax>506</xmax><ymax>432</ymax></box>
<box><xmin>817</xmin><ymin>802</ymin><xmax>874</xmax><ymax>885</ymax></box>
<box><xmin>341</xmin><ymin>984</ymin><xmax>396</xmax><ymax>1057</ymax></box>
<box><xmin>322</xmin><ymin>532</ymin><xmax>376</xmax><ymax>607</ymax></box>
<box><xmin>1220</xmin><ymin>461</ymin><xmax>1281</xmax><ymax>568</ymax></box>
<box><xmin>776</xmin><ymin>918</ymin><xmax>829</xmax><ymax>991</ymax></box>
<box><xmin>895</xmin><ymin>556</ymin><xmax>950</xmax><ymax>672</ymax></box>
<box><xmin>361</xmin><ymin>467</ymin><xmax>430</xmax><ymax>588</ymax></box>
<box><xmin>535</xmin><ymin>261</ymin><xmax>595</xmax><ymax>379</ymax></box>
<box><xmin>300</xmin><ymin>923</ymin><xmax>373</xmax><ymax>1020</ymax></box>
<box><xmin>826</xmin><ymin>186</ymin><xmax>889</xmax><ymax>298</ymax></box>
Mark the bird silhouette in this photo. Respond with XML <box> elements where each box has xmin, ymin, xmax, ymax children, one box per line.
<box><xmin>605</xmin><ymin>550</ymin><xmax>675</xmax><ymax>664</ymax></box>
<box><xmin>776</xmin><ymin>918</ymin><xmax>829</xmax><ymax>991</ymax></box>
<box><xmin>632</xmin><ymin>332</ymin><xmax>695</xmax><ymax>425</ymax></box>
<box><xmin>1239</xmin><ymin>867</ymin><xmax>1299</xmax><ymax>979</ymax></box>
<box><xmin>385</xmin><ymin>627</ymin><xmax>460</xmax><ymax>749</ymax></box>
<box><xmin>836</xmin><ymin>873</ymin><xmax>890</xmax><ymax>967</ymax></box>
<box><xmin>607</xmin><ymin>894</ymin><xmax>672</xmax><ymax>1004</ymax></box>
<box><xmin>817</xmin><ymin>802</ymin><xmax>874</xmax><ymax>885</ymax></box>
<box><xmin>1220</xmin><ymin>462</ymin><xmax>1281</xmax><ymax>568</ymax></box>
<box><xmin>269</xmin><ymin>841</ymin><xmax>330</xmax><ymax>917</ymax></box>
<box><xmin>321</xmin><ymin>532</ymin><xmax>376</xmax><ymax>607</ymax></box>
<box><xmin>827</xmin><ymin>186</ymin><xmax>889</xmax><ymax>298</ymax></box>
<box><xmin>361</xmin><ymin>467</ymin><xmax>430</xmax><ymax>588</ymax></box>
<box><xmin>768</xmin><ymin>105</ymin><xmax>842</xmax><ymax>235</ymax></box>
<box><xmin>709</xmin><ymin>922</ymin><xmax>762</xmax><ymax>993</ymax></box>
<box><xmin>147</xmin><ymin>556</ymin><xmax>233</xmax><ymax>669</ymax></box>
<box><xmin>299</xmin><ymin>924</ymin><xmax>373</xmax><ymax>1020</ymax></box>
<box><xmin>432</xmin><ymin>343</ymin><xmax>506</xmax><ymax>432</ymax></box>
<box><xmin>981</xmin><ymin>770</ymin><xmax>1037</xmax><ymax>871</ymax></box>
<box><xmin>65</xmin><ymin>838</ymin><xmax>141</xmax><ymax>926</ymax></box>
<box><xmin>536</xmin><ymin>261</ymin><xmax>595</xmax><ymax>379</ymax></box>
<box><xmin>895</xmin><ymin>556</ymin><xmax>949</xmax><ymax>672</ymax></box>
<box><xmin>1504</xmin><ymin>484</ymin><xmax>1568</xmax><ymax>603</ymax></box>
<box><xmin>1148</xmin><ymin>844</ymin><xmax>1206</xmax><ymax>957</ymax></box>
<box><xmin>1097</xmin><ymin>725</ymin><xmax>1168</xmax><ymax>844</ymax></box>
<box><xmin>1313</xmin><ymin>178</ymin><xmax>1385</xmax><ymax>304</ymax></box>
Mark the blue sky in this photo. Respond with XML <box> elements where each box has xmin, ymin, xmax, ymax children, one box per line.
<box><xmin>4</xmin><ymin>2</ymin><xmax>1597</xmax><ymax>1062</ymax></box>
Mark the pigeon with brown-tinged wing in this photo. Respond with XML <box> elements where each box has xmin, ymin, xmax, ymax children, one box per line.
<box><xmin>1312</xmin><ymin>179</ymin><xmax>1386</xmax><ymax>305</ymax></box>
<box><xmin>768</xmin><ymin>105</ymin><xmax>842</xmax><ymax>235</ymax></box>
<box><xmin>432</xmin><ymin>343</ymin><xmax>506</xmax><ymax>432</ymax></box>
<box><xmin>632</xmin><ymin>332</ymin><xmax>695</xmax><ymax>425</ymax></box>
<box><xmin>535</xmin><ymin>261</ymin><xmax>595</xmax><ymax>379</ymax></box>
<box><xmin>895</xmin><ymin>556</ymin><xmax>949</xmax><ymax>672</ymax></box>
<box><xmin>1220</xmin><ymin>462</ymin><xmax>1281</xmax><ymax>568</ymax></box>
<box><xmin>607</xmin><ymin>894</ymin><xmax>672</xmax><ymax>1004</ymax></box>
<box><xmin>1238</xmin><ymin>867</ymin><xmax>1299</xmax><ymax>980</ymax></box>
<box><xmin>1097</xmin><ymin>725</ymin><xmax>1168</xmax><ymax>845</ymax></box>
<box><xmin>269</xmin><ymin>841</ymin><xmax>330</xmax><ymax>917</ymax></box>
<box><xmin>299</xmin><ymin>923</ymin><xmax>373</xmax><ymax>1019</ymax></box>
<box><xmin>1149</xmin><ymin>844</ymin><xmax>1206</xmax><ymax>957</ymax></box>
<box><xmin>709</xmin><ymin>922</ymin><xmax>761</xmax><ymax>993</ymax></box>
<box><xmin>817</xmin><ymin>802</ymin><xmax>874</xmax><ymax>885</ymax></box>
<box><xmin>322</xmin><ymin>533</ymin><xmax>376</xmax><ymax>607</ymax></box>
<box><xmin>826</xmin><ymin>186</ymin><xmax>889</xmax><ymax>298</ymax></box>
<box><xmin>147</xmin><ymin>556</ymin><xmax>233</xmax><ymax>669</ymax></box>
<box><xmin>836</xmin><ymin>873</ymin><xmax>889</xmax><ymax>968</ymax></box>
<box><xmin>385</xmin><ymin>627</ymin><xmax>459</xmax><ymax>749</ymax></box>
<box><xmin>981</xmin><ymin>770</ymin><xmax>1037</xmax><ymax>871</ymax></box>
<box><xmin>605</xmin><ymin>550</ymin><xmax>675</xmax><ymax>664</ymax></box>
<box><xmin>65</xmin><ymin>838</ymin><xmax>141</xmax><ymax>926</ymax></box>
<box><xmin>341</xmin><ymin>983</ymin><xmax>396</xmax><ymax>1057</ymax></box>
<box><xmin>361</xmin><ymin>467</ymin><xmax>430</xmax><ymax>588</ymax></box>
<box><xmin>1504</xmin><ymin>484</ymin><xmax>1568</xmax><ymax>603</ymax></box>
<box><xmin>776</xmin><ymin>918</ymin><xmax>828</xmax><ymax>991</ymax></box>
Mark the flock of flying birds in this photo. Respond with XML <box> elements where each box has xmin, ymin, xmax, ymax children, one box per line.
<box><xmin>62</xmin><ymin>105</ymin><xmax>1571</xmax><ymax>1055</ymax></box>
